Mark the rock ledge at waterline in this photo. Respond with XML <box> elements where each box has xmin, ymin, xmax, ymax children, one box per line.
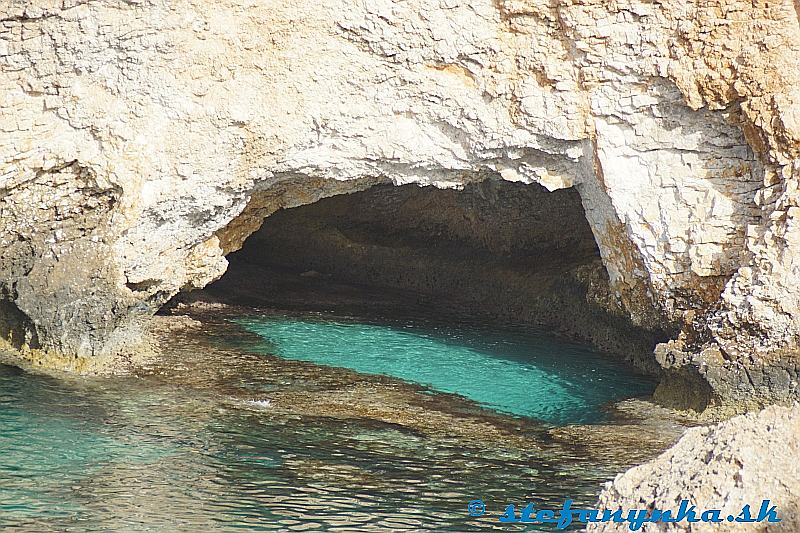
<box><xmin>4</xmin><ymin>0</ymin><xmax>800</xmax><ymax>407</ymax></box>
<box><xmin>3</xmin><ymin>0</ymin><xmax>800</xmax><ymax>522</ymax></box>
<box><xmin>590</xmin><ymin>403</ymin><xmax>800</xmax><ymax>532</ymax></box>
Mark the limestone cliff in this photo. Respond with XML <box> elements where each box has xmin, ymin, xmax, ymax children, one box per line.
<box><xmin>590</xmin><ymin>404</ymin><xmax>800</xmax><ymax>532</ymax></box>
<box><xmin>2</xmin><ymin>0</ymin><xmax>800</xmax><ymax>407</ymax></box>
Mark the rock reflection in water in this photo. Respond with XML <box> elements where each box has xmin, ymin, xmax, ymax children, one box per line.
<box><xmin>0</xmin><ymin>315</ymin><xmax>685</xmax><ymax>532</ymax></box>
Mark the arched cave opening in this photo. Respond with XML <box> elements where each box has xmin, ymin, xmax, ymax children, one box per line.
<box><xmin>197</xmin><ymin>179</ymin><xmax>668</xmax><ymax>376</ymax></box>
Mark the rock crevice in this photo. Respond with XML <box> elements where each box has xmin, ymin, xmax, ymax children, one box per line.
<box><xmin>1</xmin><ymin>0</ymin><xmax>800</xmax><ymax>407</ymax></box>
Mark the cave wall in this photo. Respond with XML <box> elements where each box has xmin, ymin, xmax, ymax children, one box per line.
<box><xmin>229</xmin><ymin>181</ymin><xmax>666</xmax><ymax>371</ymax></box>
<box><xmin>1</xmin><ymin>0</ymin><xmax>800</xmax><ymax>405</ymax></box>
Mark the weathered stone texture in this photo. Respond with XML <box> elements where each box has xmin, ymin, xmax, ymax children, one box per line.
<box><xmin>1</xmin><ymin>0</ymin><xmax>799</xmax><ymax>402</ymax></box>
<box><xmin>590</xmin><ymin>404</ymin><xmax>800</xmax><ymax>532</ymax></box>
<box><xmin>228</xmin><ymin>181</ymin><xmax>666</xmax><ymax>370</ymax></box>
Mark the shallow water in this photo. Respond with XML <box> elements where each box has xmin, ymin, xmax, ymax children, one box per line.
<box><xmin>0</xmin><ymin>309</ymin><xmax>666</xmax><ymax>532</ymax></box>
<box><xmin>237</xmin><ymin>315</ymin><xmax>653</xmax><ymax>425</ymax></box>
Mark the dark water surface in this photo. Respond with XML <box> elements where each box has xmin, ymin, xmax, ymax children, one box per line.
<box><xmin>0</xmin><ymin>305</ymin><xmax>669</xmax><ymax>532</ymax></box>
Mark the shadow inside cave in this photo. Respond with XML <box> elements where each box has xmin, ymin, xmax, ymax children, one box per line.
<box><xmin>190</xmin><ymin>179</ymin><xmax>669</xmax><ymax>375</ymax></box>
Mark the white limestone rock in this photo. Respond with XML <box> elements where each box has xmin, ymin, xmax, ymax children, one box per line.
<box><xmin>589</xmin><ymin>404</ymin><xmax>800</xmax><ymax>532</ymax></box>
<box><xmin>0</xmin><ymin>0</ymin><xmax>799</xmax><ymax>404</ymax></box>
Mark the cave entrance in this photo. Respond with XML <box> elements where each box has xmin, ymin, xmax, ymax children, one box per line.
<box><xmin>202</xmin><ymin>179</ymin><xmax>663</xmax><ymax>375</ymax></box>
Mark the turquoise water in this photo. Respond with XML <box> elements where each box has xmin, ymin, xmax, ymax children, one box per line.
<box><xmin>0</xmin><ymin>312</ymin><xmax>662</xmax><ymax>532</ymax></box>
<box><xmin>237</xmin><ymin>316</ymin><xmax>653</xmax><ymax>425</ymax></box>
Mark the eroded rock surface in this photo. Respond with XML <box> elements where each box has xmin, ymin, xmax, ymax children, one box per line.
<box><xmin>1</xmin><ymin>0</ymin><xmax>800</xmax><ymax>406</ymax></box>
<box><xmin>226</xmin><ymin>181</ymin><xmax>667</xmax><ymax>370</ymax></box>
<box><xmin>590</xmin><ymin>404</ymin><xmax>800</xmax><ymax>532</ymax></box>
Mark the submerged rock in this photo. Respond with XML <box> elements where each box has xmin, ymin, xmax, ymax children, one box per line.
<box><xmin>2</xmin><ymin>1</ymin><xmax>800</xmax><ymax>406</ymax></box>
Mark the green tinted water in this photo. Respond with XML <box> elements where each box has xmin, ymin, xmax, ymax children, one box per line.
<box><xmin>237</xmin><ymin>316</ymin><xmax>653</xmax><ymax>425</ymax></box>
<box><xmin>0</xmin><ymin>312</ymin><xmax>663</xmax><ymax>532</ymax></box>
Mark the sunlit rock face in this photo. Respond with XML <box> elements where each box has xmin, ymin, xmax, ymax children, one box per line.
<box><xmin>590</xmin><ymin>404</ymin><xmax>800</xmax><ymax>532</ymax></box>
<box><xmin>1</xmin><ymin>0</ymin><xmax>800</xmax><ymax>404</ymax></box>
